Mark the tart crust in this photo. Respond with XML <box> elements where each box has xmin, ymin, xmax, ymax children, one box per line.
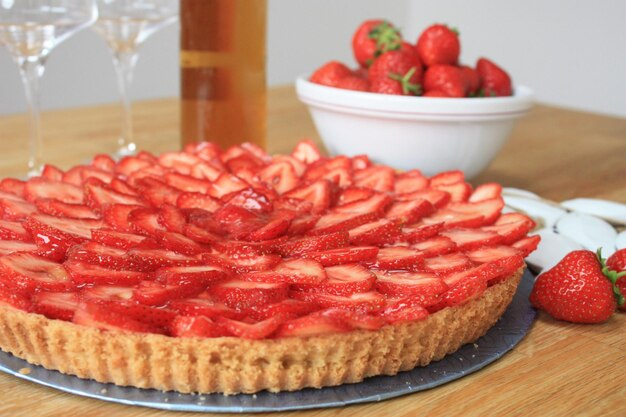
<box><xmin>0</xmin><ymin>268</ymin><xmax>523</xmax><ymax>395</ymax></box>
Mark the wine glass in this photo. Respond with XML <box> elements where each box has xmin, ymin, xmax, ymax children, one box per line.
<box><xmin>0</xmin><ymin>0</ymin><xmax>98</xmax><ymax>177</ymax></box>
<box><xmin>92</xmin><ymin>0</ymin><xmax>178</xmax><ymax>157</ymax></box>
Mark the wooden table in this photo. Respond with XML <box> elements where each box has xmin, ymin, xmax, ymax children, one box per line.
<box><xmin>0</xmin><ymin>86</ymin><xmax>624</xmax><ymax>416</ymax></box>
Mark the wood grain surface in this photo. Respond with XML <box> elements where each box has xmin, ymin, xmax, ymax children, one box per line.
<box><xmin>0</xmin><ymin>86</ymin><xmax>624</xmax><ymax>416</ymax></box>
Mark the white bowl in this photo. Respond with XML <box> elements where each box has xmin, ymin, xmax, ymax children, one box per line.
<box><xmin>296</xmin><ymin>76</ymin><xmax>534</xmax><ymax>178</ymax></box>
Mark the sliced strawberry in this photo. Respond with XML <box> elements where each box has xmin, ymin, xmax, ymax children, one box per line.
<box><xmin>155</xmin><ymin>264</ymin><xmax>228</xmax><ymax>286</ymax></box>
<box><xmin>176</xmin><ymin>192</ymin><xmax>222</xmax><ymax>213</ymax></box>
<box><xmin>436</xmin><ymin>267</ymin><xmax>489</xmax><ymax>309</ymax></box>
<box><xmin>24</xmin><ymin>214</ymin><xmax>101</xmax><ymax>255</ymax></box>
<box><xmin>79</xmin><ymin>167</ymin><xmax>114</xmax><ymax>184</ymax></box>
<box><xmin>284</xmin><ymin>180</ymin><xmax>332</xmax><ymax>214</ymax></box>
<box><xmin>84</xmin><ymin>181</ymin><xmax>144</xmax><ymax>211</ymax></box>
<box><xmin>275</xmin><ymin>310</ymin><xmax>351</xmax><ymax>337</ymax></box>
<box><xmin>225</xmin><ymin>154</ymin><xmax>263</xmax><ymax>183</ymax></box>
<box><xmin>156</xmin><ymin>204</ymin><xmax>187</xmax><ymax>234</ymax></box>
<box><xmin>190</xmin><ymin>161</ymin><xmax>223</xmax><ymax>182</ymax></box>
<box><xmin>212</xmin><ymin>204</ymin><xmax>265</xmax><ymax>239</ymax></box>
<box><xmin>423</xmin><ymin>209</ymin><xmax>484</xmax><ymax>229</ymax></box>
<box><xmin>61</xmin><ymin>165</ymin><xmax>87</xmax><ymax>186</ymax></box>
<box><xmin>319</xmin><ymin>166</ymin><xmax>353</xmax><ymax>188</ymax></box>
<box><xmin>128</xmin><ymin>207</ymin><xmax>166</xmax><ymax>236</ymax></box>
<box><xmin>66</xmin><ymin>241</ymin><xmax>133</xmax><ymax>270</ymax></box>
<box><xmin>0</xmin><ymin>240</ymin><xmax>39</xmax><ymax>256</ymax></box>
<box><xmin>278</xmin><ymin>231</ymin><xmax>349</xmax><ymax>257</ymax></box>
<box><xmin>221</xmin><ymin>187</ymin><xmax>274</xmax><ymax>213</ymax></box>
<box><xmin>115</xmin><ymin>156</ymin><xmax>152</xmax><ymax>177</ymax></box>
<box><xmin>447</xmin><ymin>198</ymin><xmax>505</xmax><ymax>226</ymax></box>
<box><xmin>32</xmin><ymin>291</ymin><xmax>78</xmax><ymax>321</ymax></box>
<box><xmin>433</xmin><ymin>182</ymin><xmax>472</xmax><ymax>203</ymax></box>
<box><xmin>429</xmin><ymin>170</ymin><xmax>465</xmax><ymax>186</ymax></box>
<box><xmin>348</xmin><ymin>218</ymin><xmax>402</xmax><ymax>246</ymax></box>
<box><xmin>272</xmin><ymin>155</ymin><xmax>306</xmax><ymax>177</ymax></box>
<box><xmin>0</xmin><ymin>284</ymin><xmax>32</xmax><ymax>310</ymax></box>
<box><xmin>170</xmin><ymin>315</ymin><xmax>228</xmax><ymax>338</ymax></box>
<box><xmin>73</xmin><ymin>300</ymin><xmax>165</xmax><ymax>334</ymax></box>
<box><xmin>91</xmin><ymin>154</ymin><xmax>116</xmax><ymax>171</ymax></box>
<box><xmin>317</xmin><ymin>307</ymin><xmax>385</xmax><ymax>330</ymax></box>
<box><xmin>465</xmin><ymin>245</ymin><xmax>522</xmax><ymax>264</ymax></box>
<box><xmin>128</xmin><ymin>248</ymin><xmax>200</xmax><ymax>272</ymax></box>
<box><xmin>82</xmin><ymin>285</ymin><xmax>134</xmax><ymax>301</ymax></box>
<box><xmin>383</xmin><ymin>298</ymin><xmax>430</xmax><ymax>324</ymax></box>
<box><xmin>211</xmin><ymin>237</ymin><xmax>287</xmax><ymax>256</ymax></box>
<box><xmin>34</xmin><ymin>198</ymin><xmax>99</xmax><ymax>220</ymax></box>
<box><xmin>396</xmin><ymin>188</ymin><xmax>451</xmax><ymax>208</ymax></box>
<box><xmin>109</xmin><ymin>177</ymin><xmax>139</xmax><ymax>196</ymax></box>
<box><xmin>291</xmin><ymin>140</ymin><xmax>322</xmax><ymax>164</ymax></box>
<box><xmin>353</xmin><ymin>165</ymin><xmax>395</xmax><ymax>192</ymax></box>
<box><xmin>258</xmin><ymin>161</ymin><xmax>299</xmax><ymax>195</ymax></box>
<box><xmin>216</xmin><ymin>316</ymin><xmax>284</xmax><ymax>339</ymax></box>
<box><xmin>211</xmin><ymin>279</ymin><xmax>289</xmax><ymax>310</ymax></box>
<box><xmin>168</xmin><ymin>297</ymin><xmax>242</xmax><ymax>320</ymax></box>
<box><xmin>158</xmin><ymin>151</ymin><xmax>202</xmax><ymax>175</ymax></box>
<box><xmin>372</xmin><ymin>246</ymin><xmax>423</xmax><ymax>270</ymax></box>
<box><xmin>40</xmin><ymin>164</ymin><xmax>64</xmax><ymax>181</ymax></box>
<box><xmin>297</xmin><ymin>263</ymin><xmax>375</xmax><ymax>296</ymax></box>
<box><xmin>133</xmin><ymin>279</ymin><xmax>209</xmax><ymax>306</ymax></box>
<box><xmin>90</xmin><ymin>228</ymin><xmax>150</xmax><ymax>250</ymax></box>
<box><xmin>304</xmin><ymin>156</ymin><xmax>351</xmax><ymax>183</ymax></box>
<box><xmin>242</xmin><ymin>258</ymin><xmax>326</xmax><ymax>284</ymax></box>
<box><xmin>334</xmin><ymin>192</ymin><xmax>392</xmax><ymax>215</ymax></box>
<box><xmin>0</xmin><ymin>253</ymin><xmax>72</xmax><ymax>292</ymax></box>
<box><xmin>203</xmin><ymin>252</ymin><xmax>281</xmax><ymax>275</ymax></box>
<box><xmin>0</xmin><ymin>178</ymin><xmax>26</xmax><ymax>198</ymax></box>
<box><xmin>482</xmin><ymin>255</ymin><xmax>525</xmax><ymax>285</ymax></box>
<box><xmin>441</xmin><ymin>228</ymin><xmax>503</xmax><ymax>251</ymax></box>
<box><xmin>374</xmin><ymin>271</ymin><xmax>447</xmax><ymax>299</ymax></box>
<box><xmin>385</xmin><ymin>198</ymin><xmax>435</xmax><ymax>224</ymax></box>
<box><xmin>0</xmin><ymin>190</ymin><xmax>23</xmax><ymax>202</ymax></box>
<box><xmin>394</xmin><ymin>170</ymin><xmax>429</xmax><ymax>195</ymax></box>
<box><xmin>24</xmin><ymin>178</ymin><xmax>84</xmax><ymax>204</ymax></box>
<box><xmin>185</xmin><ymin>141</ymin><xmax>222</xmax><ymax>161</ymax></box>
<box><xmin>511</xmin><ymin>235</ymin><xmax>541</xmax><ymax>257</ymax></box>
<box><xmin>350</xmin><ymin>155</ymin><xmax>372</xmax><ymax>171</ymax></box>
<box><xmin>398</xmin><ymin>222</ymin><xmax>443</xmax><ymax>243</ymax></box>
<box><xmin>164</xmin><ymin>172</ymin><xmax>212</xmax><ymax>194</ymax></box>
<box><xmin>411</xmin><ymin>236</ymin><xmax>457</xmax><ymax>257</ymax></box>
<box><xmin>294</xmin><ymin>291</ymin><xmax>385</xmax><ymax>312</ymax></box>
<box><xmin>240</xmin><ymin>142</ymin><xmax>271</xmax><ymax>163</ymax></box>
<box><xmin>287</xmin><ymin>213</ymin><xmax>320</xmax><ymax>235</ymax></box>
<box><xmin>246</xmin><ymin>298</ymin><xmax>317</xmax><ymax>321</ymax></box>
<box><xmin>182</xmin><ymin>223</ymin><xmax>221</xmax><ymax>245</ymax></box>
<box><xmin>302</xmin><ymin>246</ymin><xmax>378</xmax><ymax>267</ymax></box>
<box><xmin>135</xmin><ymin>177</ymin><xmax>181</xmax><ymax>207</ymax></box>
<box><xmin>247</xmin><ymin>212</ymin><xmax>293</xmax><ymax>242</ymax></box>
<box><xmin>337</xmin><ymin>187</ymin><xmax>374</xmax><ymax>206</ymax></box>
<box><xmin>102</xmin><ymin>204</ymin><xmax>144</xmax><ymax>232</ymax></box>
<box><xmin>0</xmin><ymin>197</ymin><xmax>37</xmax><ymax>220</ymax></box>
<box><xmin>0</xmin><ymin>219</ymin><xmax>31</xmax><ymax>241</ymax></box>
<box><xmin>154</xmin><ymin>230</ymin><xmax>207</xmax><ymax>256</ymax></box>
<box><xmin>424</xmin><ymin>252</ymin><xmax>472</xmax><ymax>275</ymax></box>
<box><xmin>469</xmin><ymin>183</ymin><xmax>502</xmax><ymax>203</ymax></box>
<box><xmin>309</xmin><ymin>211</ymin><xmax>378</xmax><ymax>236</ymax></box>
<box><xmin>483</xmin><ymin>213</ymin><xmax>536</xmax><ymax>244</ymax></box>
<box><xmin>65</xmin><ymin>261</ymin><xmax>147</xmax><ymax>286</ymax></box>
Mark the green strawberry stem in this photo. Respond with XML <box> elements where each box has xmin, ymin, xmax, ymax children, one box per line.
<box><xmin>388</xmin><ymin>67</ymin><xmax>422</xmax><ymax>95</ymax></box>
<box><xmin>369</xmin><ymin>21</ymin><xmax>402</xmax><ymax>57</ymax></box>
<box><xmin>596</xmin><ymin>248</ymin><xmax>626</xmax><ymax>307</ymax></box>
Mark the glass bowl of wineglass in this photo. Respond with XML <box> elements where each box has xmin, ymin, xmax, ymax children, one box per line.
<box><xmin>92</xmin><ymin>0</ymin><xmax>178</xmax><ymax>157</ymax></box>
<box><xmin>0</xmin><ymin>0</ymin><xmax>98</xmax><ymax>177</ymax></box>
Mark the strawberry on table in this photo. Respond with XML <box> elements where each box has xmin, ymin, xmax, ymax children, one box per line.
<box><xmin>530</xmin><ymin>250</ymin><xmax>624</xmax><ymax>323</ymax></box>
<box><xmin>607</xmin><ymin>248</ymin><xmax>626</xmax><ymax>311</ymax></box>
<box><xmin>352</xmin><ymin>19</ymin><xmax>402</xmax><ymax>68</ymax></box>
<box><xmin>416</xmin><ymin>24</ymin><xmax>460</xmax><ymax>67</ymax></box>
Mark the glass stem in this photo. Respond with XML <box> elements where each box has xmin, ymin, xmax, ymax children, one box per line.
<box><xmin>19</xmin><ymin>57</ymin><xmax>46</xmax><ymax>177</ymax></box>
<box><xmin>112</xmin><ymin>49</ymin><xmax>139</xmax><ymax>155</ymax></box>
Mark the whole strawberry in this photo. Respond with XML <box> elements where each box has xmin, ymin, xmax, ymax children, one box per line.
<box><xmin>530</xmin><ymin>250</ymin><xmax>624</xmax><ymax>323</ymax></box>
<box><xmin>423</xmin><ymin>65</ymin><xmax>466</xmax><ymax>98</ymax></box>
<box><xmin>476</xmin><ymin>57</ymin><xmax>512</xmax><ymax>96</ymax></box>
<box><xmin>310</xmin><ymin>61</ymin><xmax>353</xmax><ymax>87</ymax></box>
<box><xmin>352</xmin><ymin>20</ymin><xmax>402</xmax><ymax>68</ymax></box>
<box><xmin>415</xmin><ymin>24</ymin><xmax>460</xmax><ymax>67</ymax></box>
<box><xmin>369</xmin><ymin>50</ymin><xmax>422</xmax><ymax>95</ymax></box>
<box><xmin>606</xmin><ymin>248</ymin><xmax>626</xmax><ymax>311</ymax></box>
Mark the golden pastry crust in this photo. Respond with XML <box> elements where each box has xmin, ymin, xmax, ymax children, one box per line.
<box><xmin>0</xmin><ymin>268</ymin><xmax>523</xmax><ymax>395</ymax></box>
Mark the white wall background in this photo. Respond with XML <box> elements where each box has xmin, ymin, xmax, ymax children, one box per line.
<box><xmin>0</xmin><ymin>0</ymin><xmax>625</xmax><ymax>118</ymax></box>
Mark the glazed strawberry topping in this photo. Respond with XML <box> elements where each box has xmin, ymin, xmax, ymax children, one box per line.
<box><xmin>0</xmin><ymin>143</ymin><xmax>537</xmax><ymax>338</ymax></box>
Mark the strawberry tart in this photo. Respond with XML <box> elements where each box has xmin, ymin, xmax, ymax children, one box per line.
<box><xmin>0</xmin><ymin>140</ymin><xmax>539</xmax><ymax>394</ymax></box>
